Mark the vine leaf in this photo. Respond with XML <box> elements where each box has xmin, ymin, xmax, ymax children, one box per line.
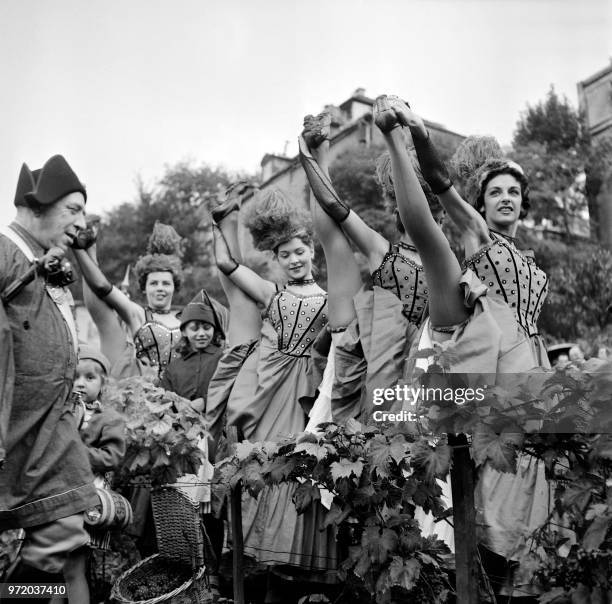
<box><xmin>411</xmin><ymin>441</ymin><xmax>451</xmax><ymax>482</ymax></box>
<box><xmin>330</xmin><ymin>458</ymin><xmax>364</xmax><ymax>482</ymax></box>
<box><xmin>294</xmin><ymin>442</ymin><xmax>330</xmax><ymax>461</ymax></box>
<box><xmin>242</xmin><ymin>459</ymin><xmax>265</xmax><ymax>497</ymax></box>
<box><xmin>363</xmin><ymin>525</ymin><xmax>398</xmax><ymax>565</ymax></box>
<box><xmin>368</xmin><ymin>435</ymin><xmax>394</xmax><ymax>477</ymax></box>
<box><xmin>374</xmin><ymin>569</ymin><xmax>392</xmax><ymax>604</ymax></box>
<box><xmin>293</xmin><ymin>481</ymin><xmax>321</xmax><ymax>513</ymax></box>
<box><xmin>568</xmin><ymin>584</ymin><xmax>591</xmax><ymax>604</ymax></box>
<box><xmin>322</xmin><ymin>502</ymin><xmax>352</xmax><ymax>528</ymax></box>
<box><xmin>562</xmin><ymin>479</ymin><xmax>595</xmax><ymax>513</ymax></box>
<box><xmin>262</xmin><ymin>455</ymin><xmax>298</xmax><ymax>483</ymax></box>
<box><xmin>145</xmin><ymin>400</ymin><xmax>172</xmax><ymax>414</ymax></box>
<box><xmin>152</xmin><ymin>449</ymin><xmax>170</xmax><ymax>468</ymax></box>
<box><xmin>512</xmin><ymin>551</ymin><xmax>542</xmax><ymax>587</ymax></box>
<box><xmin>130</xmin><ymin>449</ymin><xmax>150</xmax><ymax>471</ymax></box>
<box><xmin>235</xmin><ymin>441</ymin><xmax>257</xmax><ymax>461</ymax></box>
<box><xmin>148</xmin><ymin>415</ymin><xmax>173</xmax><ymax>436</ymax></box>
<box><xmin>388</xmin><ymin>556</ymin><xmax>421</xmax><ymax>592</ymax></box>
<box><xmin>581</xmin><ymin>513</ymin><xmax>612</xmax><ymax>551</ymax></box>
<box><xmin>388</xmin><ymin>434</ymin><xmax>411</xmax><ymax>464</ymax></box>
<box><xmin>472</xmin><ymin>423</ymin><xmax>524</xmax><ymax>472</ymax></box>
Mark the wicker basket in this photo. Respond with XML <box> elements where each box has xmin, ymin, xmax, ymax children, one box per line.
<box><xmin>110</xmin><ymin>554</ymin><xmax>212</xmax><ymax>604</ymax></box>
<box><xmin>111</xmin><ymin>485</ymin><xmax>215</xmax><ymax>603</ymax></box>
<box><xmin>150</xmin><ymin>486</ymin><xmax>204</xmax><ymax>567</ymax></box>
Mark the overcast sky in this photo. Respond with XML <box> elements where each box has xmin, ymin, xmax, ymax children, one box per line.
<box><xmin>1</xmin><ymin>0</ymin><xmax>611</xmax><ymax>225</ymax></box>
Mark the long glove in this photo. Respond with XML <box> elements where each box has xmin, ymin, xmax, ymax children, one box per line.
<box><xmin>407</xmin><ymin>128</ymin><xmax>453</xmax><ymax>195</ymax></box>
<box><xmin>212</xmin><ymin>224</ymin><xmax>239</xmax><ymax>276</ymax></box>
<box><xmin>298</xmin><ymin>136</ymin><xmax>350</xmax><ymax>223</ymax></box>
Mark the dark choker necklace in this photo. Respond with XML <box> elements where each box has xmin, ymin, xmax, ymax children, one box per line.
<box><xmin>146</xmin><ymin>306</ymin><xmax>172</xmax><ymax>315</ymax></box>
<box><xmin>397</xmin><ymin>241</ymin><xmax>418</xmax><ymax>253</ymax></box>
<box><xmin>489</xmin><ymin>229</ymin><xmax>517</xmax><ymax>245</ymax></box>
<box><xmin>287</xmin><ymin>278</ymin><xmax>316</xmax><ymax>286</ymax></box>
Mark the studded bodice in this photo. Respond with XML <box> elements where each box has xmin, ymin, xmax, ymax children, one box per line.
<box><xmin>371</xmin><ymin>244</ymin><xmax>429</xmax><ymax>324</ymax></box>
<box><xmin>133</xmin><ymin>309</ymin><xmax>181</xmax><ymax>372</ymax></box>
<box><xmin>265</xmin><ymin>289</ymin><xmax>328</xmax><ymax>357</ymax></box>
<box><xmin>463</xmin><ymin>234</ymin><xmax>548</xmax><ymax>337</ymax></box>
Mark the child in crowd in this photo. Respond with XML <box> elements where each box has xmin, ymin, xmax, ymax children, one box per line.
<box><xmin>75</xmin><ymin>346</ymin><xmax>127</xmax><ymax>483</ymax></box>
<box><xmin>159</xmin><ymin>301</ymin><xmax>224</xmax><ymax>585</ymax></box>
<box><xmin>160</xmin><ymin>301</ymin><xmax>224</xmax><ymax>410</ymax></box>
<box><xmin>53</xmin><ymin>346</ymin><xmax>126</xmax><ymax>604</ymax></box>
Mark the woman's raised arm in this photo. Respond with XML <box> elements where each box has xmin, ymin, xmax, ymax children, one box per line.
<box><xmin>72</xmin><ymin>247</ymin><xmax>144</xmax><ymax>335</ymax></box>
<box><xmin>391</xmin><ymin>98</ymin><xmax>490</xmax><ymax>247</ymax></box>
<box><xmin>212</xmin><ymin>224</ymin><xmax>276</xmax><ymax>307</ymax></box>
<box><xmin>298</xmin><ymin>114</ymin><xmax>389</xmax><ymax>272</ymax></box>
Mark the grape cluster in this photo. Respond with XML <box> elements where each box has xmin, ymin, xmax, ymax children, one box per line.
<box><xmin>127</xmin><ymin>561</ymin><xmax>193</xmax><ymax>601</ymax></box>
<box><xmin>537</xmin><ymin>548</ymin><xmax>612</xmax><ymax>592</ymax></box>
<box><xmin>399</xmin><ymin>569</ymin><xmax>449</xmax><ymax>603</ymax></box>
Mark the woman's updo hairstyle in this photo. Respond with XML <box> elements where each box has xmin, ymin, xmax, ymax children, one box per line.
<box><xmin>243</xmin><ymin>189</ymin><xmax>313</xmax><ymax>253</ymax></box>
<box><xmin>134</xmin><ymin>222</ymin><xmax>184</xmax><ymax>292</ymax></box>
<box><xmin>451</xmin><ymin>136</ymin><xmax>530</xmax><ymax>219</ymax></box>
<box><xmin>473</xmin><ymin>159</ymin><xmax>530</xmax><ymax>219</ymax></box>
<box><xmin>375</xmin><ymin>150</ymin><xmax>445</xmax><ymax>233</ymax></box>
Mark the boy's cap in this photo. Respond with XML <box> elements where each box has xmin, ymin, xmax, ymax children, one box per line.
<box><xmin>179</xmin><ymin>302</ymin><xmax>215</xmax><ymax>330</ymax></box>
<box><xmin>78</xmin><ymin>345</ymin><xmax>110</xmax><ymax>375</ymax></box>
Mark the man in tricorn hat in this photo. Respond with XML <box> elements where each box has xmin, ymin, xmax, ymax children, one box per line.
<box><xmin>0</xmin><ymin>156</ymin><xmax>98</xmax><ymax>593</ymax></box>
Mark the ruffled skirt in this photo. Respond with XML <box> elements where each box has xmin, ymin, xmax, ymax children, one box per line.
<box><xmin>332</xmin><ymin>285</ymin><xmax>420</xmax><ymax>424</ymax></box>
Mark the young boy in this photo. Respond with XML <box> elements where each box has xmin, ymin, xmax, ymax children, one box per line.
<box><xmin>159</xmin><ymin>302</ymin><xmax>224</xmax><ymax>586</ymax></box>
<box><xmin>53</xmin><ymin>346</ymin><xmax>126</xmax><ymax>604</ymax></box>
<box><xmin>160</xmin><ymin>302</ymin><xmax>224</xmax><ymax>410</ymax></box>
<box><xmin>74</xmin><ymin>346</ymin><xmax>126</xmax><ymax>482</ymax></box>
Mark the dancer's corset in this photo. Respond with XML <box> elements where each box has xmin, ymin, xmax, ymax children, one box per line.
<box><xmin>463</xmin><ymin>237</ymin><xmax>548</xmax><ymax>337</ymax></box>
<box><xmin>371</xmin><ymin>245</ymin><xmax>429</xmax><ymax>325</ymax></box>
<box><xmin>134</xmin><ymin>313</ymin><xmax>181</xmax><ymax>371</ymax></box>
<box><xmin>266</xmin><ymin>290</ymin><xmax>328</xmax><ymax>356</ymax></box>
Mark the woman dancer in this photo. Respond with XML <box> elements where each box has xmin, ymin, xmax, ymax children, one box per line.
<box><xmin>210</xmin><ymin>189</ymin><xmax>336</xmax><ymax>585</ymax></box>
<box><xmin>72</xmin><ymin>217</ymin><xmax>140</xmax><ymax>379</ymax></box>
<box><xmin>374</xmin><ymin>96</ymin><xmax>551</xmax><ymax>600</ymax></box>
<box><xmin>204</xmin><ymin>182</ymin><xmax>262</xmax><ymax>453</ymax></box>
<box><xmin>74</xmin><ymin>223</ymin><xmax>184</xmax><ymax>378</ymax></box>
<box><xmin>298</xmin><ymin>112</ymin><xmax>443</xmax><ymax>424</ymax></box>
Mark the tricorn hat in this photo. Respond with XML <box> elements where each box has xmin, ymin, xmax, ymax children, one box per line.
<box><xmin>24</xmin><ymin>155</ymin><xmax>87</xmax><ymax>206</ymax></box>
<box><xmin>14</xmin><ymin>164</ymin><xmax>42</xmax><ymax>207</ymax></box>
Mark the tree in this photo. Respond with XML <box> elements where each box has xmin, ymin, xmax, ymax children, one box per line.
<box><xmin>513</xmin><ymin>86</ymin><xmax>582</xmax><ymax>152</ymax></box>
<box><xmin>88</xmin><ymin>161</ymin><xmax>254</xmax><ymax>306</ymax></box>
<box><xmin>510</xmin><ymin>87</ymin><xmax>590</xmax><ymax>240</ymax></box>
<box><xmin>511</xmin><ymin>142</ymin><xmax>587</xmax><ymax>237</ymax></box>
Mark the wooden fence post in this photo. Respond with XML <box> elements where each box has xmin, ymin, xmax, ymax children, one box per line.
<box><xmin>448</xmin><ymin>432</ymin><xmax>479</xmax><ymax>603</ymax></box>
<box><xmin>227</xmin><ymin>426</ymin><xmax>245</xmax><ymax>604</ymax></box>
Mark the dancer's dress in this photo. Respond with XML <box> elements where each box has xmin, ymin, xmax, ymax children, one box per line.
<box><xmin>205</xmin><ymin>339</ymin><xmax>259</xmax><ymax>448</ymax></box>
<box><xmin>133</xmin><ymin>308</ymin><xmax>181</xmax><ymax>376</ymax></box>
<box><xmin>461</xmin><ymin>232</ymin><xmax>549</xmax><ymax>369</ymax></box>
<box><xmin>124</xmin><ymin>309</ymin><xmax>181</xmax><ymax>542</ymax></box>
<box><xmin>332</xmin><ymin>243</ymin><xmax>427</xmax><ymax>423</ymax></box>
<box><xmin>220</xmin><ymin>288</ymin><xmax>336</xmax><ymax>571</ymax></box>
<box><xmin>415</xmin><ymin>233</ymin><xmax>552</xmax><ymax>568</ymax></box>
